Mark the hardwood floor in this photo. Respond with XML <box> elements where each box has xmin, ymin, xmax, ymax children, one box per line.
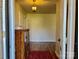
<box><xmin>27</xmin><ymin>51</ymin><xmax>58</xmax><ymax>59</ymax></box>
<box><xmin>30</xmin><ymin>42</ymin><xmax>56</xmax><ymax>51</ymax></box>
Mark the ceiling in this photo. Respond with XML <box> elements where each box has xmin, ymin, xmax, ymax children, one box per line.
<box><xmin>16</xmin><ymin>0</ymin><xmax>58</xmax><ymax>14</ymax></box>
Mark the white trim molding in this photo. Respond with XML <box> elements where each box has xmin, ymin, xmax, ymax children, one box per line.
<box><xmin>9</xmin><ymin>0</ymin><xmax>15</xmax><ymax>59</ymax></box>
<box><xmin>59</xmin><ymin>0</ymin><xmax>67</xmax><ymax>59</ymax></box>
<box><xmin>2</xmin><ymin>0</ymin><xmax>7</xmax><ymax>59</ymax></box>
<box><xmin>67</xmin><ymin>0</ymin><xmax>76</xmax><ymax>59</ymax></box>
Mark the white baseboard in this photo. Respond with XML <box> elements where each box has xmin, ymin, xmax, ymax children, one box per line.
<box><xmin>30</xmin><ymin>40</ymin><xmax>56</xmax><ymax>42</ymax></box>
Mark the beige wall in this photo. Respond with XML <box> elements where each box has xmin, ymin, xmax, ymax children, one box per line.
<box><xmin>0</xmin><ymin>0</ymin><xmax>2</xmax><ymax>59</ymax></box>
<box><xmin>26</xmin><ymin>14</ymin><xmax>56</xmax><ymax>42</ymax></box>
<box><xmin>15</xmin><ymin>2</ymin><xmax>23</xmax><ymax>28</ymax></box>
<box><xmin>15</xmin><ymin>2</ymin><xmax>26</xmax><ymax>29</ymax></box>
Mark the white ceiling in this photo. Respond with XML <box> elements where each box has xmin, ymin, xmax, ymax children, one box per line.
<box><xmin>16</xmin><ymin>0</ymin><xmax>58</xmax><ymax>14</ymax></box>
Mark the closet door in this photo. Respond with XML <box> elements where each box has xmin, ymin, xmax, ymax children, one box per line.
<box><xmin>15</xmin><ymin>30</ymin><xmax>25</xmax><ymax>59</ymax></box>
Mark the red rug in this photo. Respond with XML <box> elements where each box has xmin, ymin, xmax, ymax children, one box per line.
<box><xmin>27</xmin><ymin>51</ymin><xmax>58</xmax><ymax>59</ymax></box>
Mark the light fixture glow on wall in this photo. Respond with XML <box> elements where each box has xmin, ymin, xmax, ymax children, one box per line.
<box><xmin>32</xmin><ymin>0</ymin><xmax>37</xmax><ymax>12</ymax></box>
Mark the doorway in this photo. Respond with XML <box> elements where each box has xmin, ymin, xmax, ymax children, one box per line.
<box><xmin>15</xmin><ymin>0</ymin><xmax>59</xmax><ymax>59</ymax></box>
<box><xmin>2</xmin><ymin>0</ymin><xmax>76</xmax><ymax>59</ymax></box>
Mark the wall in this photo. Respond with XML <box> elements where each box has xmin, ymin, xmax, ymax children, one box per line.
<box><xmin>0</xmin><ymin>0</ymin><xmax>2</xmax><ymax>59</ymax></box>
<box><xmin>15</xmin><ymin>2</ymin><xmax>26</xmax><ymax>29</ymax></box>
<box><xmin>25</xmin><ymin>14</ymin><xmax>56</xmax><ymax>42</ymax></box>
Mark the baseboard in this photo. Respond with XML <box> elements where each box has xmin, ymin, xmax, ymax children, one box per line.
<box><xmin>30</xmin><ymin>40</ymin><xmax>56</xmax><ymax>42</ymax></box>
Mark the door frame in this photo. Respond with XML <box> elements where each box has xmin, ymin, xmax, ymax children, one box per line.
<box><xmin>55</xmin><ymin>0</ymin><xmax>68</xmax><ymax>59</ymax></box>
<box><xmin>8</xmin><ymin>0</ymin><xmax>15</xmax><ymax>59</ymax></box>
<box><xmin>2</xmin><ymin>0</ymin><xmax>76</xmax><ymax>59</ymax></box>
<box><xmin>2</xmin><ymin>0</ymin><xmax>9</xmax><ymax>59</ymax></box>
<box><xmin>59</xmin><ymin>0</ymin><xmax>67</xmax><ymax>59</ymax></box>
<box><xmin>2</xmin><ymin>0</ymin><xmax>15</xmax><ymax>59</ymax></box>
<box><xmin>59</xmin><ymin>0</ymin><xmax>76</xmax><ymax>59</ymax></box>
<box><xmin>67</xmin><ymin>0</ymin><xmax>76</xmax><ymax>59</ymax></box>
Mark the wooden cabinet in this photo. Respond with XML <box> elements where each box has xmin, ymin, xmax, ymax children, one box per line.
<box><xmin>15</xmin><ymin>29</ymin><xmax>29</xmax><ymax>59</ymax></box>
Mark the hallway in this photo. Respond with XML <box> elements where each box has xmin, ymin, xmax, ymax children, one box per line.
<box><xmin>15</xmin><ymin>0</ymin><xmax>60</xmax><ymax>59</ymax></box>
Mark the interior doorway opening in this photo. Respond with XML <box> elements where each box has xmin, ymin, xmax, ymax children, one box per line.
<box><xmin>2</xmin><ymin>0</ymin><xmax>76</xmax><ymax>59</ymax></box>
<box><xmin>14</xmin><ymin>0</ymin><xmax>61</xmax><ymax>59</ymax></box>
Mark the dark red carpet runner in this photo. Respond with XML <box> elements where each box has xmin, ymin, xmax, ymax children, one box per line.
<box><xmin>28</xmin><ymin>51</ymin><xmax>58</xmax><ymax>59</ymax></box>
